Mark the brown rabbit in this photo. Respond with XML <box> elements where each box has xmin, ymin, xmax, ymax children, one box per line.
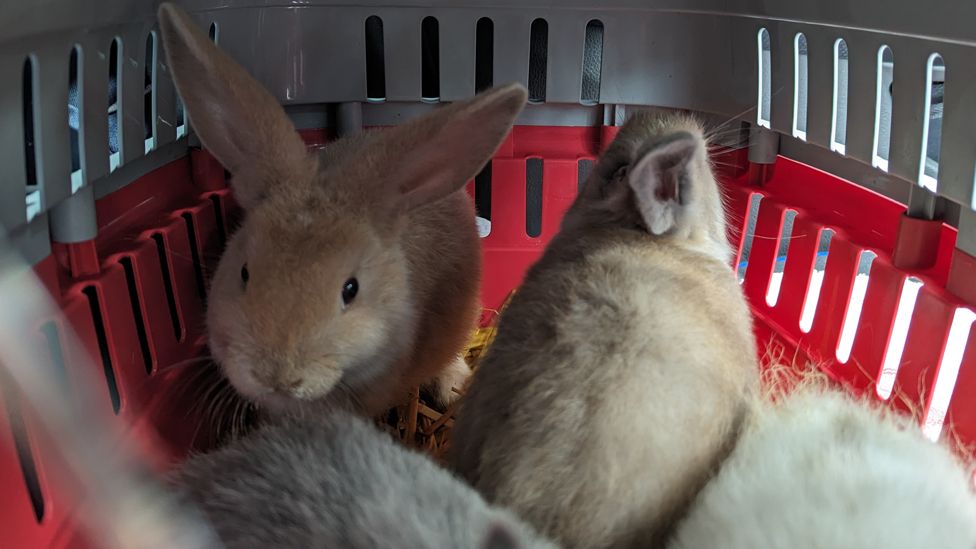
<box><xmin>0</xmin><ymin>236</ymin><xmax>553</xmax><ymax>549</ymax></box>
<box><xmin>158</xmin><ymin>3</ymin><xmax>527</xmax><ymax>416</ymax></box>
<box><xmin>451</xmin><ymin>112</ymin><xmax>759</xmax><ymax>548</ymax></box>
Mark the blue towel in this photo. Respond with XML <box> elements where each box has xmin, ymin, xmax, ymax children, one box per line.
<box><xmin>67</xmin><ymin>63</ymin><xmax>155</xmax><ymax>168</ymax></box>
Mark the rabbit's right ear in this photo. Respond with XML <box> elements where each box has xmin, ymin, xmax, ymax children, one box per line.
<box><xmin>480</xmin><ymin>521</ymin><xmax>525</xmax><ymax>549</ymax></box>
<box><xmin>158</xmin><ymin>3</ymin><xmax>311</xmax><ymax>208</ymax></box>
<box><xmin>627</xmin><ymin>132</ymin><xmax>698</xmax><ymax>235</ymax></box>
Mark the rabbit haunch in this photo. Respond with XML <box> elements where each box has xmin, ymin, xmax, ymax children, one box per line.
<box><xmin>158</xmin><ymin>3</ymin><xmax>527</xmax><ymax>416</ymax></box>
<box><xmin>175</xmin><ymin>411</ymin><xmax>556</xmax><ymax>549</ymax></box>
<box><xmin>451</xmin><ymin>112</ymin><xmax>759</xmax><ymax>549</ymax></box>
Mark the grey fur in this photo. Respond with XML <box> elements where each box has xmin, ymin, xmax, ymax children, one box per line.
<box><xmin>451</xmin><ymin>112</ymin><xmax>759</xmax><ymax>549</ymax></box>
<box><xmin>176</xmin><ymin>412</ymin><xmax>556</xmax><ymax>549</ymax></box>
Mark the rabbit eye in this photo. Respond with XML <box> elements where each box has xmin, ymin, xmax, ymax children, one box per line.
<box><xmin>240</xmin><ymin>263</ymin><xmax>249</xmax><ymax>286</ymax></box>
<box><xmin>341</xmin><ymin>278</ymin><xmax>359</xmax><ymax>307</ymax></box>
<box><xmin>612</xmin><ymin>165</ymin><xmax>629</xmax><ymax>182</ymax></box>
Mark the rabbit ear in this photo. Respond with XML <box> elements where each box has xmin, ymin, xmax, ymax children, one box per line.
<box><xmin>386</xmin><ymin>83</ymin><xmax>527</xmax><ymax>212</ymax></box>
<box><xmin>479</xmin><ymin>520</ymin><xmax>525</xmax><ymax>549</ymax></box>
<box><xmin>627</xmin><ymin>132</ymin><xmax>698</xmax><ymax>235</ymax></box>
<box><xmin>158</xmin><ymin>2</ymin><xmax>310</xmax><ymax>208</ymax></box>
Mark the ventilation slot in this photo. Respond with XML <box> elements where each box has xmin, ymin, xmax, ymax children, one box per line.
<box><xmin>919</xmin><ymin>54</ymin><xmax>945</xmax><ymax>192</ymax></box>
<box><xmin>835</xmin><ymin>251</ymin><xmax>877</xmax><ymax>363</ymax></box>
<box><xmin>756</xmin><ymin>28</ymin><xmax>771</xmax><ymax>128</ymax></box>
<box><xmin>831</xmin><ymin>39</ymin><xmax>849</xmax><ymax>154</ymax></box>
<box><xmin>2</xmin><ymin>383</ymin><xmax>44</xmax><ymax>522</ymax></box>
<box><xmin>475</xmin><ymin>18</ymin><xmax>494</xmax><ymax>93</ymax></box>
<box><xmin>475</xmin><ymin>163</ymin><xmax>492</xmax><ymax>238</ymax></box>
<box><xmin>120</xmin><ymin>257</ymin><xmax>154</xmax><ymax>374</ymax></box>
<box><xmin>923</xmin><ymin>307</ymin><xmax>976</xmax><ymax>441</ymax></box>
<box><xmin>421</xmin><ymin>17</ymin><xmax>440</xmax><ymax>102</ymax></box>
<box><xmin>39</xmin><ymin>322</ymin><xmax>69</xmax><ymax>392</ymax></box>
<box><xmin>144</xmin><ymin>32</ymin><xmax>157</xmax><ymax>153</ymax></box>
<box><xmin>526</xmin><ymin>158</ymin><xmax>543</xmax><ymax>238</ymax></box>
<box><xmin>83</xmin><ymin>286</ymin><xmax>121</xmax><ymax>414</ymax></box>
<box><xmin>765</xmin><ymin>210</ymin><xmax>798</xmax><ymax>307</ymax></box>
<box><xmin>799</xmin><ymin>229</ymin><xmax>834</xmax><ymax>333</ymax></box>
<box><xmin>577</xmin><ymin>158</ymin><xmax>595</xmax><ymax>193</ymax></box>
<box><xmin>108</xmin><ymin>38</ymin><xmax>122</xmax><ymax>172</ymax></box>
<box><xmin>69</xmin><ymin>45</ymin><xmax>84</xmax><ymax>193</ymax></box>
<box><xmin>736</xmin><ymin>194</ymin><xmax>764</xmax><ymax>283</ymax></box>
<box><xmin>365</xmin><ymin>16</ymin><xmax>386</xmax><ymax>102</ymax></box>
<box><xmin>209</xmin><ymin>22</ymin><xmax>218</xmax><ymax>43</ymax></box>
<box><xmin>528</xmin><ymin>19</ymin><xmax>548</xmax><ymax>104</ymax></box>
<box><xmin>152</xmin><ymin>234</ymin><xmax>185</xmax><ymax>342</ymax></box>
<box><xmin>181</xmin><ymin>213</ymin><xmax>207</xmax><ymax>301</ymax></box>
<box><xmin>581</xmin><ymin>20</ymin><xmax>604</xmax><ymax>105</ymax></box>
<box><xmin>176</xmin><ymin>96</ymin><xmax>186</xmax><ymax>139</ymax></box>
<box><xmin>876</xmin><ymin>277</ymin><xmax>924</xmax><ymax>399</ymax></box>
<box><xmin>23</xmin><ymin>56</ymin><xmax>40</xmax><ymax>221</ymax></box>
<box><xmin>873</xmin><ymin>46</ymin><xmax>893</xmax><ymax>171</ymax></box>
<box><xmin>793</xmin><ymin>33</ymin><xmax>808</xmax><ymax>140</ymax></box>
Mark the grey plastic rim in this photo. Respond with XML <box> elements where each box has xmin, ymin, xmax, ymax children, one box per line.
<box><xmin>3</xmin><ymin>0</ymin><xmax>976</xmax><ymax>261</ymax></box>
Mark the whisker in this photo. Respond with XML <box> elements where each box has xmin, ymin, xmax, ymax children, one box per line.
<box><xmin>703</xmin><ymin>105</ymin><xmax>758</xmax><ymax>140</ymax></box>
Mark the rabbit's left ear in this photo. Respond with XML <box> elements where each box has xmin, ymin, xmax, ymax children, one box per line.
<box><xmin>380</xmin><ymin>84</ymin><xmax>527</xmax><ymax>213</ymax></box>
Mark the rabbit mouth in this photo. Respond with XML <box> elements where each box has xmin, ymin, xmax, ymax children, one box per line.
<box><xmin>248</xmin><ymin>365</ymin><xmax>346</xmax><ymax>409</ymax></box>
<box><xmin>247</xmin><ymin>377</ymin><xmax>361</xmax><ymax>416</ymax></box>
<box><xmin>252</xmin><ymin>391</ymin><xmax>303</xmax><ymax>415</ymax></box>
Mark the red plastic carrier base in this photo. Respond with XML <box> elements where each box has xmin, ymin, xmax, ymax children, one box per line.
<box><xmin>2</xmin><ymin>125</ymin><xmax>975</xmax><ymax>548</ymax></box>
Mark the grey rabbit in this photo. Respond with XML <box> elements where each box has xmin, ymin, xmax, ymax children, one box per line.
<box><xmin>175</xmin><ymin>411</ymin><xmax>558</xmax><ymax>549</ymax></box>
<box><xmin>451</xmin><ymin>112</ymin><xmax>759</xmax><ymax>548</ymax></box>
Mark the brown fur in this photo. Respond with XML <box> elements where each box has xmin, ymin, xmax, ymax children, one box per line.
<box><xmin>158</xmin><ymin>3</ymin><xmax>527</xmax><ymax>416</ymax></box>
<box><xmin>451</xmin><ymin>112</ymin><xmax>759</xmax><ymax>548</ymax></box>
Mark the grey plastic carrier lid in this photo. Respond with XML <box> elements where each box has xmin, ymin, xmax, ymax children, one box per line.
<box><xmin>2</xmin><ymin>0</ymin><xmax>976</xmax><ymax>261</ymax></box>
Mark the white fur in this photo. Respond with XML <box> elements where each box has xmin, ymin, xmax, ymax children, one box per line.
<box><xmin>431</xmin><ymin>354</ymin><xmax>471</xmax><ymax>406</ymax></box>
<box><xmin>671</xmin><ymin>388</ymin><xmax>976</xmax><ymax>549</ymax></box>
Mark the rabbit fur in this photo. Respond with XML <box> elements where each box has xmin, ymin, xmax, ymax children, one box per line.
<box><xmin>176</xmin><ymin>411</ymin><xmax>557</xmax><ymax>549</ymax></box>
<box><xmin>451</xmin><ymin>112</ymin><xmax>759</xmax><ymax>548</ymax></box>
<box><xmin>158</xmin><ymin>3</ymin><xmax>527</xmax><ymax>416</ymax></box>
<box><xmin>670</xmin><ymin>382</ymin><xmax>976</xmax><ymax>549</ymax></box>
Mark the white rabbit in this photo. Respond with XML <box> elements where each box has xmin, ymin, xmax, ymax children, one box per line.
<box><xmin>670</xmin><ymin>382</ymin><xmax>976</xmax><ymax>549</ymax></box>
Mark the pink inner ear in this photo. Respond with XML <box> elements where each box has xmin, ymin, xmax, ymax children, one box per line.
<box><xmin>655</xmin><ymin>170</ymin><xmax>679</xmax><ymax>202</ymax></box>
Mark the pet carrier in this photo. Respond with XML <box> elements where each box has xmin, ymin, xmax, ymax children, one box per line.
<box><xmin>1</xmin><ymin>0</ymin><xmax>975</xmax><ymax>546</ymax></box>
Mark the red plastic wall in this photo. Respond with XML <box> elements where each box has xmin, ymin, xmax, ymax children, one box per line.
<box><xmin>1</xmin><ymin>125</ymin><xmax>974</xmax><ymax>548</ymax></box>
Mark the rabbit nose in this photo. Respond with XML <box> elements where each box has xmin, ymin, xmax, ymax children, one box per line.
<box><xmin>272</xmin><ymin>374</ymin><xmax>302</xmax><ymax>393</ymax></box>
<box><xmin>256</xmin><ymin>367</ymin><xmax>302</xmax><ymax>393</ymax></box>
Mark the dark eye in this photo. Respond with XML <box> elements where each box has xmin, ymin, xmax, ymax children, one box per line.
<box><xmin>240</xmin><ymin>263</ymin><xmax>249</xmax><ymax>286</ymax></box>
<box><xmin>341</xmin><ymin>278</ymin><xmax>359</xmax><ymax>307</ymax></box>
<box><xmin>613</xmin><ymin>165</ymin><xmax>629</xmax><ymax>181</ymax></box>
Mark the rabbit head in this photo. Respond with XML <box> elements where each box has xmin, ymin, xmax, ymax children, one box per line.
<box><xmin>566</xmin><ymin>112</ymin><xmax>732</xmax><ymax>264</ymax></box>
<box><xmin>158</xmin><ymin>3</ymin><xmax>525</xmax><ymax>412</ymax></box>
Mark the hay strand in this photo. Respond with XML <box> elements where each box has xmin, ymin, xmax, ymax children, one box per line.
<box><xmin>378</xmin><ymin>290</ymin><xmax>515</xmax><ymax>463</ymax></box>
